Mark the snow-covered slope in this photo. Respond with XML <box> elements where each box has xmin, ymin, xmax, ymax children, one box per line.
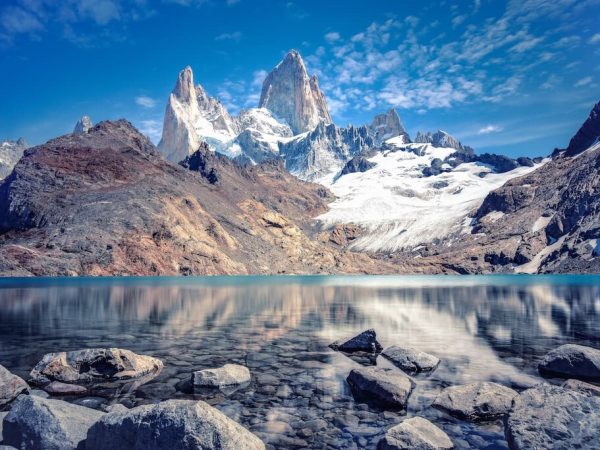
<box><xmin>317</xmin><ymin>139</ymin><xmax>543</xmax><ymax>252</ymax></box>
<box><xmin>0</xmin><ymin>138</ymin><xmax>27</xmax><ymax>180</ymax></box>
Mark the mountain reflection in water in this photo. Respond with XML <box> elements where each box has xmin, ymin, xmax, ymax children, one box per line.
<box><xmin>0</xmin><ymin>275</ymin><xmax>598</xmax><ymax>449</ymax></box>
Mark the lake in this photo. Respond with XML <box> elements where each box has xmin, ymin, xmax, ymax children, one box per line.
<box><xmin>0</xmin><ymin>275</ymin><xmax>599</xmax><ymax>449</ymax></box>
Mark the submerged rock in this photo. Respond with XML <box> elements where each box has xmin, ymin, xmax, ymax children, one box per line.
<box><xmin>347</xmin><ymin>366</ymin><xmax>414</xmax><ymax>409</ymax></box>
<box><xmin>192</xmin><ymin>364</ymin><xmax>251</xmax><ymax>387</ymax></box>
<box><xmin>330</xmin><ymin>329</ymin><xmax>383</xmax><ymax>353</ymax></box>
<box><xmin>538</xmin><ymin>344</ymin><xmax>600</xmax><ymax>380</ymax></box>
<box><xmin>561</xmin><ymin>378</ymin><xmax>600</xmax><ymax>396</ymax></box>
<box><xmin>505</xmin><ymin>383</ymin><xmax>600</xmax><ymax>450</ymax></box>
<box><xmin>377</xmin><ymin>416</ymin><xmax>454</xmax><ymax>450</ymax></box>
<box><xmin>86</xmin><ymin>399</ymin><xmax>265</xmax><ymax>450</ymax></box>
<box><xmin>381</xmin><ymin>346</ymin><xmax>440</xmax><ymax>373</ymax></box>
<box><xmin>432</xmin><ymin>382</ymin><xmax>517</xmax><ymax>421</ymax></box>
<box><xmin>0</xmin><ymin>365</ymin><xmax>29</xmax><ymax>409</ymax></box>
<box><xmin>3</xmin><ymin>394</ymin><xmax>104</xmax><ymax>450</ymax></box>
<box><xmin>29</xmin><ymin>348</ymin><xmax>164</xmax><ymax>385</ymax></box>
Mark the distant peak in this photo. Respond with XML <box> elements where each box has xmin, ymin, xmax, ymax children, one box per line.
<box><xmin>73</xmin><ymin>115</ymin><xmax>93</xmax><ymax>135</ymax></box>
<box><xmin>173</xmin><ymin>66</ymin><xmax>196</xmax><ymax>103</ymax></box>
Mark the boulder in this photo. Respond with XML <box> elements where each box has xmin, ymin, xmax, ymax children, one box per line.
<box><xmin>561</xmin><ymin>378</ymin><xmax>600</xmax><ymax>397</ymax></box>
<box><xmin>538</xmin><ymin>344</ymin><xmax>600</xmax><ymax>380</ymax></box>
<box><xmin>192</xmin><ymin>364</ymin><xmax>251</xmax><ymax>388</ymax></box>
<box><xmin>347</xmin><ymin>366</ymin><xmax>414</xmax><ymax>409</ymax></box>
<box><xmin>381</xmin><ymin>346</ymin><xmax>440</xmax><ymax>373</ymax></box>
<box><xmin>505</xmin><ymin>383</ymin><xmax>600</xmax><ymax>450</ymax></box>
<box><xmin>330</xmin><ymin>329</ymin><xmax>383</xmax><ymax>353</ymax></box>
<box><xmin>0</xmin><ymin>365</ymin><xmax>29</xmax><ymax>409</ymax></box>
<box><xmin>432</xmin><ymin>382</ymin><xmax>517</xmax><ymax>421</ymax></box>
<box><xmin>29</xmin><ymin>348</ymin><xmax>164</xmax><ymax>385</ymax></box>
<box><xmin>44</xmin><ymin>381</ymin><xmax>88</xmax><ymax>396</ymax></box>
<box><xmin>2</xmin><ymin>394</ymin><xmax>104</xmax><ymax>450</ymax></box>
<box><xmin>377</xmin><ymin>416</ymin><xmax>454</xmax><ymax>450</ymax></box>
<box><xmin>85</xmin><ymin>399</ymin><xmax>265</xmax><ymax>450</ymax></box>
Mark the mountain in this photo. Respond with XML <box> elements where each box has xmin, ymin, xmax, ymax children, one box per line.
<box><xmin>73</xmin><ymin>115</ymin><xmax>93</xmax><ymax>134</ymax></box>
<box><xmin>0</xmin><ymin>138</ymin><xmax>27</xmax><ymax>180</ymax></box>
<box><xmin>564</xmin><ymin>100</ymin><xmax>600</xmax><ymax>157</ymax></box>
<box><xmin>0</xmin><ymin>120</ymin><xmax>392</xmax><ymax>276</ymax></box>
<box><xmin>415</xmin><ymin>130</ymin><xmax>471</xmax><ymax>152</ymax></box>
<box><xmin>369</xmin><ymin>109</ymin><xmax>411</xmax><ymax>145</ymax></box>
<box><xmin>258</xmin><ymin>49</ymin><xmax>332</xmax><ymax>134</ymax></box>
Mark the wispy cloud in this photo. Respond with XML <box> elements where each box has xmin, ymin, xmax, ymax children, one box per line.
<box><xmin>138</xmin><ymin>119</ymin><xmax>162</xmax><ymax>144</ymax></box>
<box><xmin>574</xmin><ymin>76</ymin><xmax>592</xmax><ymax>87</ymax></box>
<box><xmin>478</xmin><ymin>125</ymin><xmax>503</xmax><ymax>135</ymax></box>
<box><xmin>324</xmin><ymin>31</ymin><xmax>340</xmax><ymax>43</ymax></box>
<box><xmin>135</xmin><ymin>96</ymin><xmax>157</xmax><ymax>108</ymax></box>
<box><xmin>215</xmin><ymin>31</ymin><xmax>242</xmax><ymax>41</ymax></box>
<box><xmin>590</xmin><ymin>33</ymin><xmax>600</xmax><ymax>44</ymax></box>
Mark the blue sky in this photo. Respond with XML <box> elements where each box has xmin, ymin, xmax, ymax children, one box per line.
<box><xmin>0</xmin><ymin>0</ymin><xmax>599</xmax><ymax>157</ymax></box>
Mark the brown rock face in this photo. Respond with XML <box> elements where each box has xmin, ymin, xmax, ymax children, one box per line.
<box><xmin>0</xmin><ymin>120</ymin><xmax>394</xmax><ymax>276</ymax></box>
<box><xmin>259</xmin><ymin>50</ymin><xmax>332</xmax><ymax>134</ymax></box>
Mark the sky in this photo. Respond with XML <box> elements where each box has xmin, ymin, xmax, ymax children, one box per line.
<box><xmin>0</xmin><ymin>0</ymin><xmax>599</xmax><ymax>158</ymax></box>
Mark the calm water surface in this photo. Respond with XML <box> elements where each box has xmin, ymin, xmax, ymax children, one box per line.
<box><xmin>0</xmin><ymin>275</ymin><xmax>599</xmax><ymax>449</ymax></box>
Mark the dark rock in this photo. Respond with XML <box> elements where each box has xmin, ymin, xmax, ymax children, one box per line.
<box><xmin>432</xmin><ymin>382</ymin><xmax>517</xmax><ymax>421</ymax></box>
<box><xmin>340</xmin><ymin>155</ymin><xmax>376</xmax><ymax>176</ymax></box>
<box><xmin>538</xmin><ymin>344</ymin><xmax>600</xmax><ymax>380</ymax></box>
<box><xmin>3</xmin><ymin>394</ymin><xmax>104</xmax><ymax>450</ymax></box>
<box><xmin>505</xmin><ymin>383</ymin><xmax>600</xmax><ymax>450</ymax></box>
<box><xmin>0</xmin><ymin>365</ymin><xmax>29</xmax><ymax>409</ymax></box>
<box><xmin>330</xmin><ymin>329</ymin><xmax>383</xmax><ymax>353</ymax></box>
<box><xmin>377</xmin><ymin>416</ymin><xmax>454</xmax><ymax>450</ymax></box>
<box><xmin>85</xmin><ymin>399</ymin><xmax>265</xmax><ymax>450</ymax></box>
<box><xmin>564</xmin><ymin>100</ymin><xmax>600</xmax><ymax>156</ymax></box>
<box><xmin>516</xmin><ymin>157</ymin><xmax>534</xmax><ymax>167</ymax></box>
<box><xmin>346</xmin><ymin>366</ymin><xmax>414</xmax><ymax>409</ymax></box>
<box><xmin>381</xmin><ymin>346</ymin><xmax>440</xmax><ymax>373</ymax></box>
<box><xmin>476</xmin><ymin>153</ymin><xmax>518</xmax><ymax>173</ymax></box>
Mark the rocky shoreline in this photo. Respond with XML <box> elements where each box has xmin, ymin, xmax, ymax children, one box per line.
<box><xmin>1</xmin><ymin>331</ymin><xmax>599</xmax><ymax>449</ymax></box>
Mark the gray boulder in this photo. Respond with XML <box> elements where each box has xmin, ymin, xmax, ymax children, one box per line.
<box><xmin>330</xmin><ymin>329</ymin><xmax>383</xmax><ymax>353</ymax></box>
<box><xmin>192</xmin><ymin>364</ymin><xmax>251</xmax><ymax>388</ymax></box>
<box><xmin>86</xmin><ymin>399</ymin><xmax>265</xmax><ymax>450</ymax></box>
<box><xmin>3</xmin><ymin>394</ymin><xmax>104</xmax><ymax>450</ymax></box>
<box><xmin>381</xmin><ymin>346</ymin><xmax>440</xmax><ymax>373</ymax></box>
<box><xmin>378</xmin><ymin>416</ymin><xmax>454</xmax><ymax>450</ymax></box>
<box><xmin>0</xmin><ymin>365</ymin><xmax>29</xmax><ymax>409</ymax></box>
<box><xmin>505</xmin><ymin>383</ymin><xmax>600</xmax><ymax>450</ymax></box>
<box><xmin>347</xmin><ymin>366</ymin><xmax>414</xmax><ymax>409</ymax></box>
<box><xmin>538</xmin><ymin>344</ymin><xmax>600</xmax><ymax>380</ymax></box>
<box><xmin>432</xmin><ymin>382</ymin><xmax>517</xmax><ymax>421</ymax></box>
<box><xmin>562</xmin><ymin>378</ymin><xmax>600</xmax><ymax>396</ymax></box>
<box><xmin>44</xmin><ymin>381</ymin><xmax>88</xmax><ymax>396</ymax></box>
<box><xmin>29</xmin><ymin>348</ymin><xmax>164</xmax><ymax>385</ymax></box>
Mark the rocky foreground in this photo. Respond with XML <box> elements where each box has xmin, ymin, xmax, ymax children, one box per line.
<box><xmin>1</xmin><ymin>333</ymin><xmax>599</xmax><ymax>449</ymax></box>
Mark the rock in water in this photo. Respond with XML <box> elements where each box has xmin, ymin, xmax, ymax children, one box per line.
<box><xmin>562</xmin><ymin>378</ymin><xmax>600</xmax><ymax>397</ymax></box>
<box><xmin>29</xmin><ymin>348</ymin><xmax>164</xmax><ymax>385</ymax></box>
<box><xmin>505</xmin><ymin>383</ymin><xmax>600</xmax><ymax>450</ymax></box>
<box><xmin>0</xmin><ymin>365</ymin><xmax>29</xmax><ymax>408</ymax></box>
<box><xmin>432</xmin><ymin>382</ymin><xmax>517</xmax><ymax>421</ymax></box>
<box><xmin>377</xmin><ymin>416</ymin><xmax>454</xmax><ymax>450</ymax></box>
<box><xmin>538</xmin><ymin>344</ymin><xmax>600</xmax><ymax>380</ymax></box>
<box><xmin>381</xmin><ymin>346</ymin><xmax>440</xmax><ymax>373</ymax></box>
<box><xmin>44</xmin><ymin>381</ymin><xmax>88</xmax><ymax>396</ymax></box>
<box><xmin>192</xmin><ymin>364</ymin><xmax>251</xmax><ymax>387</ymax></box>
<box><xmin>330</xmin><ymin>329</ymin><xmax>383</xmax><ymax>353</ymax></box>
<box><xmin>369</xmin><ymin>109</ymin><xmax>411</xmax><ymax>146</ymax></box>
<box><xmin>259</xmin><ymin>49</ymin><xmax>332</xmax><ymax>134</ymax></box>
<box><xmin>86</xmin><ymin>399</ymin><xmax>265</xmax><ymax>450</ymax></box>
<box><xmin>3</xmin><ymin>394</ymin><xmax>104</xmax><ymax>450</ymax></box>
<box><xmin>73</xmin><ymin>116</ymin><xmax>93</xmax><ymax>134</ymax></box>
<box><xmin>346</xmin><ymin>366</ymin><xmax>414</xmax><ymax>409</ymax></box>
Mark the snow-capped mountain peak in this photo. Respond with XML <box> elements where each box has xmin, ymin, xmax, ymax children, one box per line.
<box><xmin>369</xmin><ymin>108</ymin><xmax>411</xmax><ymax>145</ymax></box>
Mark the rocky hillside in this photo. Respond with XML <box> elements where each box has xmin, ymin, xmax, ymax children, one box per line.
<box><xmin>0</xmin><ymin>138</ymin><xmax>27</xmax><ymax>180</ymax></box>
<box><xmin>0</xmin><ymin>120</ymin><xmax>395</xmax><ymax>276</ymax></box>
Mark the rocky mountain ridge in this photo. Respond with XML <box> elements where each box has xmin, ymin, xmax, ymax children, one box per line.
<box><xmin>0</xmin><ymin>137</ymin><xmax>27</xmax><ymax>180</ymax></box>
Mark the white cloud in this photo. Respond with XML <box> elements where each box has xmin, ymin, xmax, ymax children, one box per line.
<box><xmin>324</xmin><ymin>31</ymin><xmax>340</xmax><ymax>44</ymax></box>
<box><xmin>574</xmin><ymin>76</ymin><xmax>592</xmax><ymax>87</ymax></box>
<box><xmin>135</xmin><ymin>96</ymin><xmax>157</xmax><ymax>108</ymax></box>
<box><xmin>590</xmin><ymin>33</ymin><xmax>600</xmax><ymax>44</ymax></box>
<box><xmin>138</xmin><ymin>119</ymin><xmax>162</xmax><ymax>144</ymax></box>
<box><xmin>0</xmin><ymin>6</ymin><xmax>43</xmax><ymax>34</ymax></box>
<box><xmin>452</xmin><ymin>15</ymin><xmax>467</xmax><ymax>27</ymax></box>
<box><xmin>215</xmin><ymin>31</ymin><xmax>242</xmax><ymax>41</ymax></box>
<box><xmin>510</xmin><ymin>35</ymin><xmax>544</xmax><ymax>52</ymax></box>
<box><xmin>77</xmin><ymin>0</ymin><xmax>120</xmax><ymax>25</ymax></box>
<box><xmin>251</xmin><ymin>69</ymin><xmax>267</xmax><ymax>87</ymax></box>
<box><xmin>478</xmin><ymin>125</ymin><xmax>503</xmax><ymax>134</ymax></box>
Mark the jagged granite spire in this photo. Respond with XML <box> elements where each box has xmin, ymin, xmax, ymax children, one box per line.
<box><xmin>259</xmin><ymin>50</ymin><xmax>332</xmax><ymax>134</ymax></box>
<box><xmin>565</xmin><ymin>100</ymin><xmax>600</xmax><ymax>157</ymax></box>
<box><xmin>370</xmin><ymin>109</ymin><xmax>411</xmax><ymax>145</ymax></box>
<box><xmin>73</xmin><ymin>116</ymin><xmax>93</xmax><ymax>134</ymax></box>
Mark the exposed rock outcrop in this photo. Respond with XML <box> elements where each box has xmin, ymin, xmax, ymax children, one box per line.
<box><xmin>346</xmin><ymin>367</ymin><xmax>414</xmax><ymax>409</ymax></box>
<box><xmin>0</xmin><ymin>365</ymin><xmax>29</xmax><ymax>409</ymax></box>
<box><xmin>369</xmin><ymin>109</ymin><xmax>411</xmax><ymax>145</ymax></box>
<box><xmin>259</xmin><ymin>50</ymin><xmax>332</xmax><ymax>134</ymax></box>
<box><xmin>0</xmin><ymin>138</ymin><xmax>27</xmax><ymax>180</ymax></box>
<box><xmin>86</xmin><ymin>399</ymin><xmax>265</xmax><ymax>450</ymax></box>
<box><xmin>378</xmin><ymin>417</ymin><xmax>454</xmax><ymax>450</ymax></box>
<box><xmin>538</xmin><ymin>344</ymin><xmax>600</xmax><ymax>380</ymax></box>
<box><xmin>432</xmin><ymin>382</ymin><xmax>517</xmax><ymax>421</ymax></box>
<box><xmin>73</xmin><ymin>116</ymin><xmax>93</xmax><ymax>134</ymax></box>
<box><xmin>381</xmin><ymin>346</ymin><xmax>440</xmax><ymax>373</ymax></box>
<box><xmin>564</xmin><ymin>100</ymin><xmax>600</xmax><ymax>156</ymax></box>
<box><xmin>330</xmin><ymin>329</ymin><xmax>382</xmax><ymax>353</ymax></box>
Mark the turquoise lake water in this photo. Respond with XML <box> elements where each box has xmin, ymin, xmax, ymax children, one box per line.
<box><xmin>0</xmin><ymin>275</ymin><xmax>599</xmax><ymax>449</ymax></box>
